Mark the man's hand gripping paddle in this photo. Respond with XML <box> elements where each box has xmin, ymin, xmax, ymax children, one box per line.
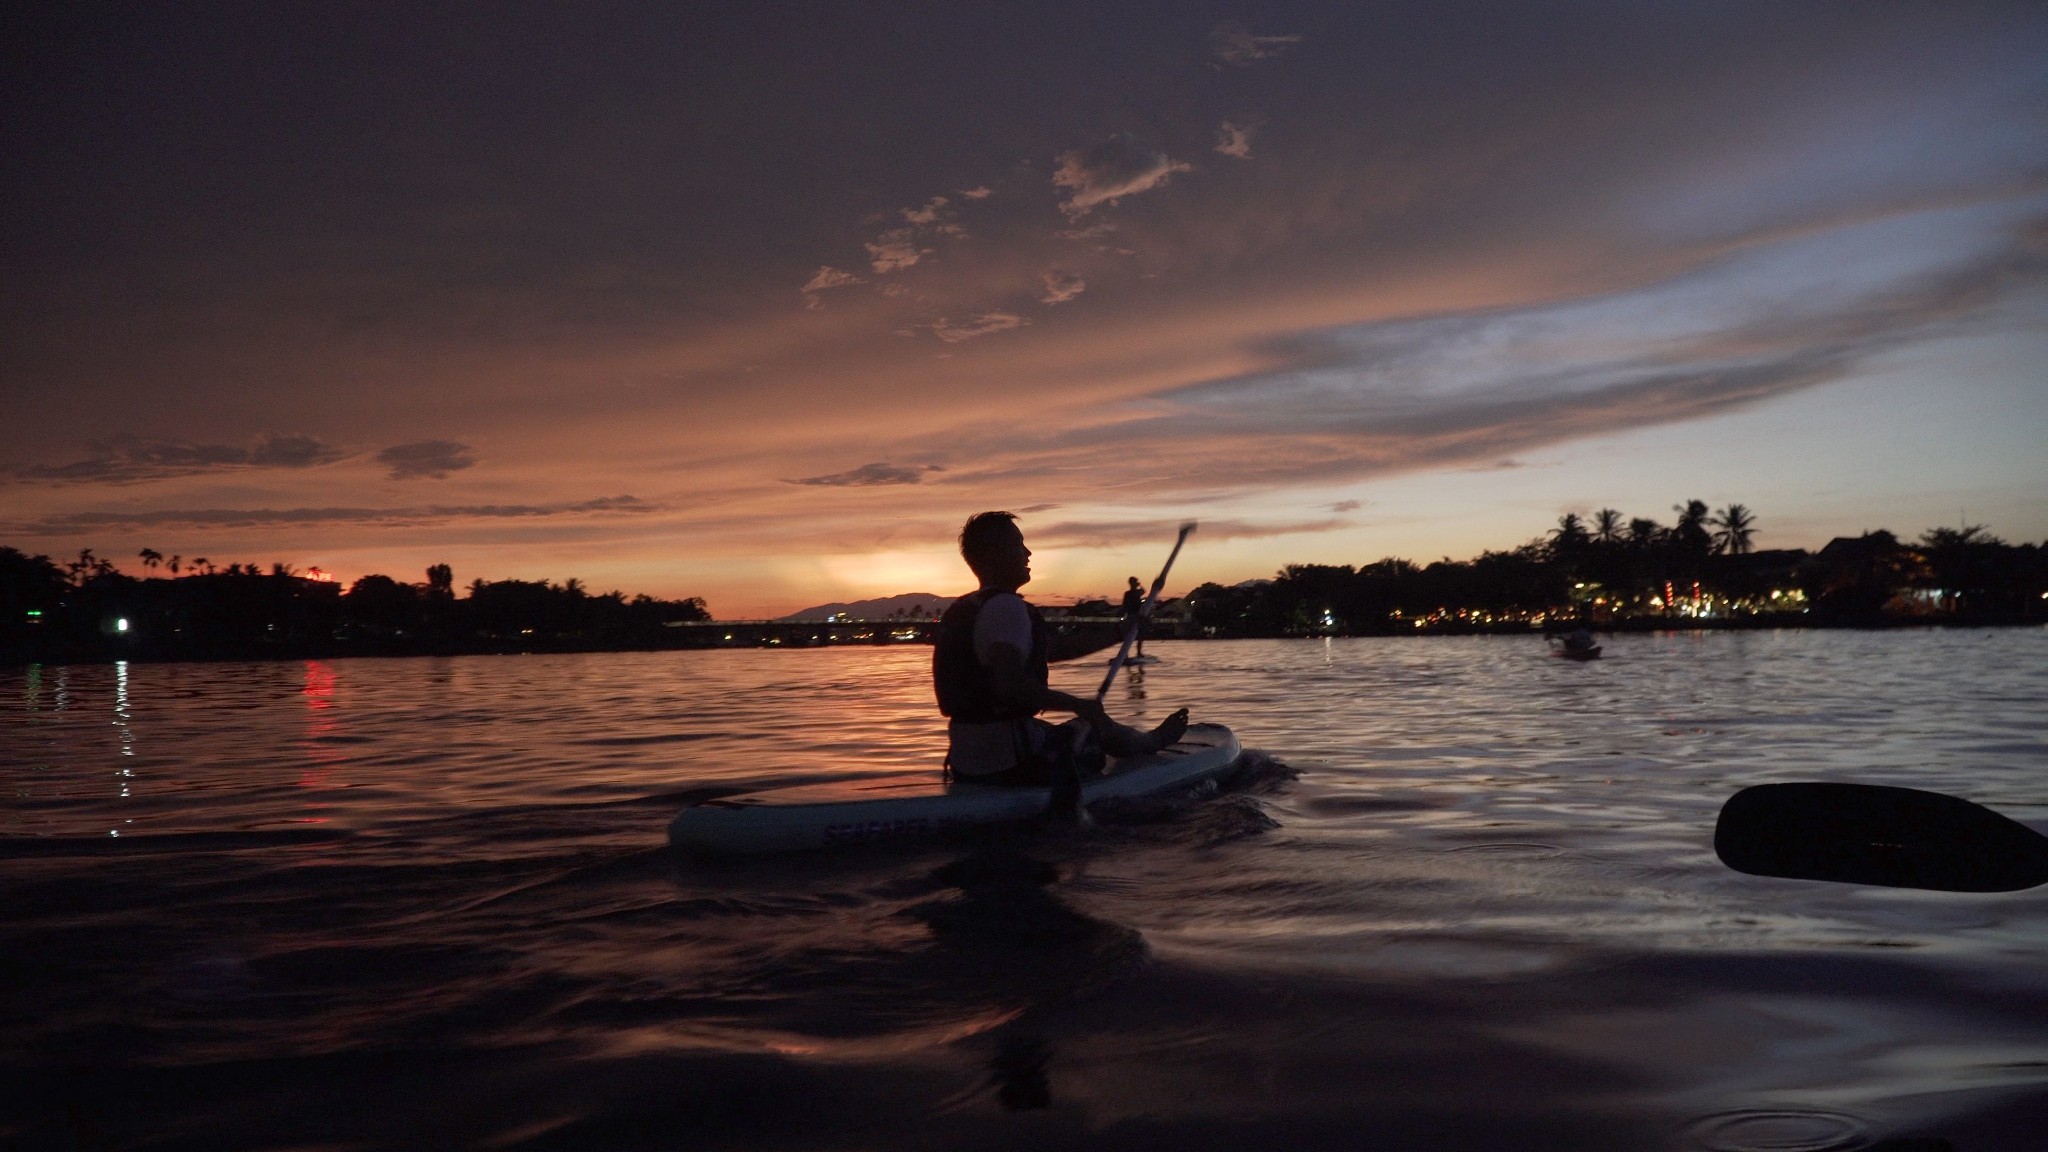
<box><xmin>1097</xmin><ymin>522</ymin><xmax>1196</xmax><ymax>703</ymax></box>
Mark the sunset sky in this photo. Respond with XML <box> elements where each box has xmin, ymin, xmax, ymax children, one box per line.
<box><xmin>5</xmin><ymin>3</ymin><xmax>2045</xmax><ymax>617</ymax></box>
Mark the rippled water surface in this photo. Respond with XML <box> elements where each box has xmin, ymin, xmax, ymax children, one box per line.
<box><xmin>5</xmin><ymin>631</ymin><xmax>2046</xmax><ymax>1150</ymax></box>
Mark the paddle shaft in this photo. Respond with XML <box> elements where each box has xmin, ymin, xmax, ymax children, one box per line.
<box><xmin>1096</xmin><ymin>522</ymin><xmax>1196</xmax><ymax>703</ymax></box>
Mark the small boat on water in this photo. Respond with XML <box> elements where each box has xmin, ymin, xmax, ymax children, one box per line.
<box><xmin>1548</xmin><ymin>629</ymin><xmax>1602</xmax><ymax>661</ymax></box>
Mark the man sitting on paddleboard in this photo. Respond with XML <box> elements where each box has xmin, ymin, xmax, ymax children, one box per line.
<box><xmin>935</xmin><ymin>511</ymin><xmax>1189</xmax><ymax>787</ymax></box>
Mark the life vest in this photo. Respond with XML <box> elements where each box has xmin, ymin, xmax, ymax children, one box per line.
<box><xmin>933</xmin><ymin>589</ymin><xmax>1049</xmax><ymax>723</ymax></box>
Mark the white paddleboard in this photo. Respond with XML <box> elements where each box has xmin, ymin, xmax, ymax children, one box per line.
<box><xmin>669</xmin><ymin>723</ymin><xmax>1240</xmax><ymax>855</ymax></box>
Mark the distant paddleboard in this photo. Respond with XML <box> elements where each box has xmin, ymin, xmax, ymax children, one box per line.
<box><xmin>1110</xmin><ymin>655</ymin><xmax>1160</xmax><ymax>666</ymax></box>
<box><xmin>669</xmin><ymin>724</ymin><xmax>1240</xmax><ymax>855</ymax></box>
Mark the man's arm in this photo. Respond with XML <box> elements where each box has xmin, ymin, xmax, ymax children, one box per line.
<box><xmin>984</xmin><ymin>641</ymin><xmax>1109</xmax><ymax>727</ymax></box>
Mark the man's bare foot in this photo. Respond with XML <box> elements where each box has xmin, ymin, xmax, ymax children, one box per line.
<box><xmin>1147</xmin><ymin>708</ymin><xmax>1190</xmax><ymax>752</ymax></box>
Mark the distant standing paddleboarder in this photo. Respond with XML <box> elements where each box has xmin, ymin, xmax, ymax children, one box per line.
<box><xmin>1120</xmin><ymin>576</ymin><xmax>1146</xmax><ymax>660</ymax></box>
<box><xmin>935</xmin><ymin>512</ymin><xmax>1188</xmax><ymax>800</ymax></box>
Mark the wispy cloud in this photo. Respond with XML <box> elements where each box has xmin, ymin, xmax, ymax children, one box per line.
<box><xmin>1034</xmin><ymin>518</ymin><xmax>1348</xmax><ymax>548</ymax></box>
<box><xmin>790</xmin><ymin>462</ymin><xmax>944</xmax><ymax>487</ymax></box>
<box><xmin>1159</xmin><ymin>205</ymin><xmax>2038</xmax><ymax>441</ymax></box>
<box><xmin>853</xmin><ymin>194</ymin><xmax>976</xmax><ymax>278</ymax></box>
<box><xmin>376</xmin><ymin>439</ymin><xmax>476</xmax><ymax>480</ymax></box>
<box><xmin>802</xmin><ymin>266</ymin><xmax>865</xmax><ymax>293</ymax></box>
<box><xmin>958</xmin><ymin>186</ymin><xmax>993</xmax><ymax>200</ymax></box>
<box><xmin>865</xmin><ymin>227</ymin><xmax>929</xmax><ymax>274</ymax></box>
<box><xmin>901</xmin><ymin>196</ymin><xmax>953</xmax><ymax>226</ymax></box>
<box><xmin>1215</xmin><ymin>120</ymin><xmax>1256</xmax><ymax>160</ymax></box>
<box><xmin>931</xmin><ymin>311</ymin><xmax>1030</xmax><ymax>342</ymax></box>
<box><xmin>922</xmin><ymin>200</ymin><xmax>2047</xmax><ymax>499</ymax></box>
<box><xmin>10</xmin><ymin>495</ymin><xmax>656</xmax><ymax>535</ymax></box>
<box><xmin>1208</xmin><ymin>21</ymin><xmax>1303</xmax><ymax>67</ymax></box>
<box><xmin>1040</xmin><ymin>269</ymin><xmax>1086</xmax><ymax>305</ymax></box>
<box><xmin>1053</xmin><ymin>135</ymin><xmax>1192</xmax><ymax>217</ymax></box>
<box><xmin>14</xmin><ymin>433</ymin><xmax>347</xmax><ymax>485</ymax></box>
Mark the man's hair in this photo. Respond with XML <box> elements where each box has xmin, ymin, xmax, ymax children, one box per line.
<box><xmin>959</xmin><ymin>511</ymin><xmax>1019</xmax><ymax>576</ymax></box>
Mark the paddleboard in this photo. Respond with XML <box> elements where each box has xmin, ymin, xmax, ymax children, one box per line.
<box><xmin>1110</xmin><ymin>655</ymin><xmax>1160</xmax><ymax>666</ymax></box>
<box><xmin>669</xmin><ymin>723</ymin><xmax>1241</xmax><ymax>855</ymax></box>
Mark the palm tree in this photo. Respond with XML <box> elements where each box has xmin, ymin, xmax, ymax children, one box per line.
<box><xmin>1919</xmin><ymin>524</ymin><xmax>1997</xmax><ymax>549</ymax></box>
<box><xmin>193</xmin><ymin>557</ymin><xmax>213</xmax><ymax>575</ymax></box>
<box><xmin>1626</xmin><ymin>518</ymin><xmax>1662</xmax><ymax>549</ymax></box>
<box><xmin>139</xmin><ymin>548</ymin><xmax>162</xmax><ymax>575</ymax></box>
<box><xmin>1710</xmin><ymin>504</ymin><xmax>1757</xmax><ymax>555</ymax></box>
<box><xmin>1550</xmin><ymin>512</ymin><xmax>1589</xmax><ymax>551</ymax></box>
<box><xmin>1592</xmin><ymin>509</ymin><xmax>1623</xmax><ymax>545</ymax></box>
<box><xmin>1672</xmin><ymin>500</ymin><xmax>1712</xmax><ymax>556</ymax></box>
<box><xmin>168</xmin><ymin>554</ymin><xmax>182</xmax><ymax>575</ymax></box>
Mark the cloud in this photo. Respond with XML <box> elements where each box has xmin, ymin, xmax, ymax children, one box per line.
<box><xmin>1032</xmin><ymin>518</ymin><xmax>1348</xmax><ymax>548</ymax></box>
<box><xmin>1158</xmin><ymin>204</ymin><xmax>2038</xmax><ymax>442</ymax></box>
<box><xmin>865</xmin><ymin>227</ymin><xmax>929</xmax><ymax>273</ymax></box>
<box><xmin>958</xmin><ymin>186</ymin><xmax>993</xmax><ymax>200</ymax></box>
<box><xmin>9</xmin><ymin>496</ymin><xmax>656</xmax><ymax>535</ymax></box>
<box><xmin>790</xmin><ymin>462</ymin><xmax>944</xmax><ymax>487</ymax></box>
<box><xmin>901</xmin><ymin>196</ymin><xmax>950</xmax><ymax>225</ymax></box>
<box><xmin>1329</xmin><ymin>500</ymin><xmax>1363</xmax><ymax>513</ymax></box>
<box><xmin>376</xmin><ymin>439</ymin><xmax>477</xmax><ymax>480</ymax></box>
<box><xmin>1053</xmin><ymin>135</ymin><xmax>1192</xmax><ymax>217</ymax></box>
<box><xmin>1215</xmin><ymin>121</ymin><xmax>1256</xmax><ymax>160</ymax></box>
<box><xmin>921</xmin><ymin>199</ymin><xmax>2046</xmax><ymax>500</ymax></box>
<box><xmin>14</xmin><ymin>433</ymin><xmax>347</xmax><ymax>485</ymax></box>
<box><xmin>852</xmin><ymin>195</ymin><xmax>974</xmax><ymax>278</ymax></box>
<box><xmin>1208</xmin><ymin>21</ymin><xmax>1303</xmax><ymax>67</ymax></box>
<box><xmin>1040</xmin><ymin>269</ymin><xmax>1086</xmax><ymax>305</ymax></box>
<box><xmin>801</xmin><ymin>266</ymin><xmax>865</xmax><ymax>293</ymax></box>
<box><xmin>1055</xmin><ymin>221</ymin><xmax>1117</xmax><ymax>243</ymax></box>
<box><xmin>931</xmin><ymin>311</ymin><xmax>1030</xmax><ymax>342</ymax></box>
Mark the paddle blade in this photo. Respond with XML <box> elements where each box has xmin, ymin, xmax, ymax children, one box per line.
<box><xmin>1715</xmin><ymin>783</ymin><xmax>2048</xmax><ymax>893</ymax></box>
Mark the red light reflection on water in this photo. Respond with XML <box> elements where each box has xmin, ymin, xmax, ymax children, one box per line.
<box><xmin>300</xmin><ymin>660</ymin><xmax>344</xmax><ymax>791</ymax></box>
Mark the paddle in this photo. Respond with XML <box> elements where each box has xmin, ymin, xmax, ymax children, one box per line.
<box><xmin>1715</xmin><ymin>782</ymin><xmax>2048</xmax><ymax>893</ymax></box>
<box><xmin>1096</xmin><ymin>522</ymin><xmax>1196</xmax><ymax>703</ymax></box>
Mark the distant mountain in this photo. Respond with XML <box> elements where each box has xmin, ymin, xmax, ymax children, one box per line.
<box><xmin>779</xmin><ymin>592</ymin><xmax>954</xmax><ymax>622</ymax></box>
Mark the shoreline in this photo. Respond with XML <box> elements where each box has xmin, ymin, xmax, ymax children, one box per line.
<box><xmin>5</xmin><ymin>614</ymin><xmax>2038</xmax><ymax>669</ymax></box>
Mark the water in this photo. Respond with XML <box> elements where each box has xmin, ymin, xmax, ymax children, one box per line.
<box><xmin>4</xmin><ymin>631</ymin><xmax>2046</xmax><ymax>1150</ymax></box>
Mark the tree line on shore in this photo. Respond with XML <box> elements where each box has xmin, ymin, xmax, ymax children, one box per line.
<box><xmin>1179</xmin><ymin>502</ymin><xmax>2046</xmax><ymax>636</ymax></box>
<box><xmin>0</xmin><ymin>549</ymin><xmax>709</xmax><ymax>664</ymax></box>
<box><xmin>4</xmin><ymin>500</ymin><xmax>2044</xmax><ymax>663</ymax></box>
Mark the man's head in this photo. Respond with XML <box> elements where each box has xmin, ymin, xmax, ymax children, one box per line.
<box><xmin>1127</xmin><ymin>577</ymin><xmax>1141</xmax><ymax>590</ymax></box>
<box><xmin>960</xmin><ymin>511</ymin><xmax>1031</xmax><ymax>590</ymax></box>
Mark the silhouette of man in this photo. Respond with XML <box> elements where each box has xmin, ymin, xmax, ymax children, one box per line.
<box><xmin>935</xmin><ymin>512</ymin><xmax>1188</xmax><ymax>791</ymax></box>
<box><xmin>1120</xmin><ymin>576</ymin><xmax>1146</xmax><ymax>659</ymax></box>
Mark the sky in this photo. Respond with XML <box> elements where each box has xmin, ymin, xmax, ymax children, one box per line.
<box><xmin>4</xmin><ymin>2</ymin><xmax>2045</xmax><ymax>617</ymax></box>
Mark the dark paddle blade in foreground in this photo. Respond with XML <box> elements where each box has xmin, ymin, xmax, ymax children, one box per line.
<box><xmin>1716</xmin><ymin>782</ymin><xmax>2048</xmax><ymax>893</ymax></box>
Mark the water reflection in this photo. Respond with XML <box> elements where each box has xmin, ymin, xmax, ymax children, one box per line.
<box><xmin>300</xmin><ymin>660</ymin><xmax>345</xmax><ymax>795</ymax></box>
<box><xmin>112</xmin><ymin>661</ymin><xmax>133</xmax><ymax>835</ymax></box>
<box><xmin>1</xmin><ymin>635</ymin><xmax>2042</xmax><ymax>1149</ymax></box>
